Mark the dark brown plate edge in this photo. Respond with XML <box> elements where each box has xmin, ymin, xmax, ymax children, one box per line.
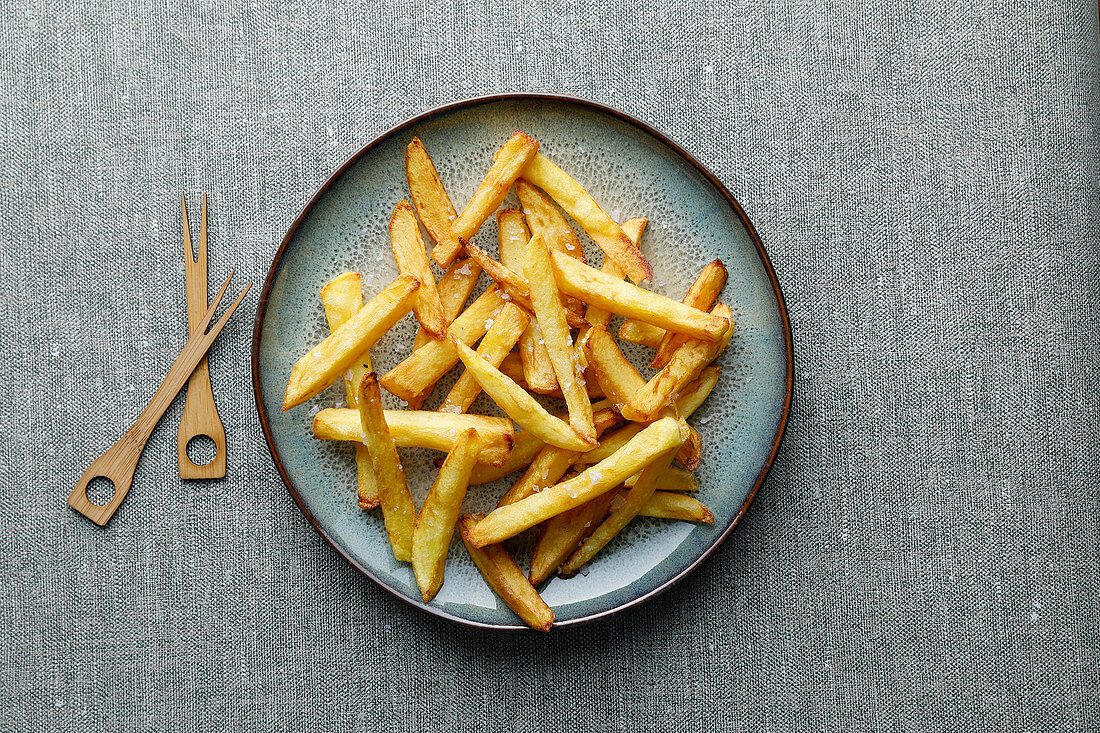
<box><xmin>250</xmin><ymin>92</ymin><xmax>794</xmax><ymax>632</ymax></box>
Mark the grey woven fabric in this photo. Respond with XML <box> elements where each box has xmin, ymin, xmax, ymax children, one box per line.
<box><xmin>2</xmin><ymin>0</ymin><xmax>1098</xmax><ymax>730</ymax></box>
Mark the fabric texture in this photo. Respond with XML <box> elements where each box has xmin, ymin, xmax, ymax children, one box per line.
<box><xmin>1</xmin><ymin>1</ymin><xmax>1098</xmax><ymax>730</ymax></box>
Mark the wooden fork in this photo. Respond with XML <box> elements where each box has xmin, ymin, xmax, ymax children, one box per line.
<box><xmin>177</xmin><ymin>194</ymin><xmax>227</xmax><ymax>479</ymax></box>
<box><xmin>68</xmin><ymin>271</ymin><xmax>251</xmax><ymax>526</ymax></box>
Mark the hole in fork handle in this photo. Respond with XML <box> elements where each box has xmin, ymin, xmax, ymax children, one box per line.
<box><xmin>84</xmin><ymin>476</ymin><xmax>116</xmax><ymax>506</ymax></box>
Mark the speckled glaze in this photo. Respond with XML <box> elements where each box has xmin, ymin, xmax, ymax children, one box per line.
<box><xmin>252</xmin><ymin>95</ymin><xmax>792</xmax><ymax>630</ymax></box>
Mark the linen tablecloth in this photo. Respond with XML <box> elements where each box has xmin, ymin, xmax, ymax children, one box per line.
<box><xmin>2</xmin><ymin>1</ymin><xmax>1097</xmax><ymax>730</ymax></box>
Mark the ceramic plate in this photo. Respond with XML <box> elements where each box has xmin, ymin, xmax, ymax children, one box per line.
<box><xmin>252</xmin><ymin>94</ymin><xmax>792</xmax><ymax>629</ymax></box>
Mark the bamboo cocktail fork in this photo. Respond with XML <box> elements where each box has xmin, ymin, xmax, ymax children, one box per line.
<box><xmin>177</xmin><ymin>194</ymin><xmax>227</xmax><ymax>478</ymax></box>
<box><xmin>68</xmin><ymin>271</ymin><xmax>251</xmax><ymax>526</ymax></box>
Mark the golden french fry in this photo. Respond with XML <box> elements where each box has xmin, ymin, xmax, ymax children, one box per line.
<box><xmin>549</xmin><ymin>250</ymin><xmax>729</xmax><ymax>342</ymax></box>
<box><xmin>560</xmin><ymin>443</ymin><xmax>677</xmax><ymax>574</ymax></box>
<box><xmin>520</xmin><ymin>154</ymin><xmax>652</xmax><ymax>283</ymax></box>
<box><xmin>632</xmin><ymin>490</ymin><xmax>714</xmax><ymax>523</ymax></box>
<box><xmin>582</xmin><ymin>325</ymin><xmax>645</xmax><ymax>410</ymax></box>
<box><xmin>412</xmin><ymin>257</ymin><xmax>483</xmax><ymax>353</ymax></box>
<box><xmin>625</xmin><ymin>464</ymin><xmax>697</xmax><ymax>492</ymax></box>
<box><xmin>650</xmin><ymin>259</ymin><xmax>728</xmax><ymax>369</ymax></box>
<box><xmin>439</xmin><ymin>303</ymin><xmax>529</xmax><ymax>413</ymax></box>
<box><xmin>312</xmin><ymin>408</ymin><xmax>514</xmax><ymax>466</ymax></box>
<box><xmin>464</xmin><ymin>417</ymin><xmax>686</xmax><ymax>547</ymax></box>
<box><xmin>283</xmin><ymin>274</ymin><xmax>420</xmax><ymax>411</ymax></box>
<box><xmin>497</xmin><ymin>208</ymin><xmax>529</xmax><ymax>271</ymax></box>
<box><xmin>497</xmin><ymin>408</ymin><xmax>622</xmax><ymax>507</ymax></box>
<box><xmin>412</xmin><ymin>428</ymin><xmax>480</xmax><ymax>601</ymax></box>
<box><xmin>451</xmin><ymin>338</ymin><xmax>591</xmax><ymax>451</ymax></box>
<box><xmin>621</xmin><ymin>303</ymin><xmax>733</xmax><ymax>422</ymax></box>
<box><xmin>389</xmin><ymin>201</ymin><xmax>446</xmax><ymax>337</ymax></box>
<box><xmin>618</xmin><ymin>319</ymin><xmax>664</xmax><ymax>348</ymax></box>
<box><xmin>515</xmin><ymin>180</ymin><xmax>585</xmax><ymax>262</ymax></box>
<box><xmin>529</xmin><ymin>491</ymin><xmax>616</xmax><ymax>586</ymax></box>
<box><xmin>380</xmin><ymin>287</ymin><xmax>506</xmax><ymax>402</ymax></box>
<box><xmin>459</xmin><ymin>514</ymin><xmax>554</xmax><ymax>631</ymax></box>
<box><xmin>406</xmin><ymin>137</ymin><xmax>458</xmax><ymax>250</ymax></box>
<box><xmin>432</xmin><ymin>132</ymin><xmax>540</xmax><ymax>267</ymax></box>
<box><xmin>498</xmin><ymin>352</ymin><xmax>525</xmax><ymax>382</ymax></box>
<box><xmin>320</xmin><ymin>272</ymin><xmax>379</xmax><ymax>509</ymax></box>
<box><xmin>468</xmin><ymin>430</ymin><xmax>545</xmax><ymax>486</ymax></box>
<box><xmin>525</xmin><ymin>232</ymin><xmax>595</xmax><ymax>444</ymax></box>
<box><xmin>582</xmin><ymin>218</ymin><xmax>647</xmax><ymax>332</ymax></box>
<box><xmin>356</xmin><ymin>374</ymin><xmax>417</xmax><ymax>562</ymax></box>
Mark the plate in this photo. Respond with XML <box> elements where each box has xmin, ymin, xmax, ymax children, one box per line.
<box><xmin>252</xmin><ymin>94</ymin><xmax>792</xmax><ymax>629</ymax></box>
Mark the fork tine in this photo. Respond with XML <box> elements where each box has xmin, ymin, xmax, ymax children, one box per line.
<box><xmin>204</xmin><ymin>282</ymin><xmax>252</xmax><ymax>342</ymax></box>
<box><xmin>198</xmin><ymin>193</ymin><xmax>208</xmax><ymax>264</ymax></box>
<box><xmin>181</xmin><ymin>194</ymin><xmax>194</xmax><ymax>261</ymax></box>
<box><xmin>197</xmin><ymin>270</ymin><xmax>234</xmax><ymax>334</ymax></box>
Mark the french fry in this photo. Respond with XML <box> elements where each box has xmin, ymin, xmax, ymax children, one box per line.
<box><xmin>549</xmin><ymin>250</ymin><xmax>729</xmax><ymax>342</ymax></box>
<box><xmin>431</xmin><ymin>132</ymin><xmax>540</xmax><ymax>267</ymax></box>
<box><xmin>632</xmin><ymin>490</ymin><xmax>714</xmax><ymax>523</ymax></box>
<box><xmin>529</xmin><ymin>491</ymin><xmax>616</xmax><ymax>586</ymax></box>
<box><xmin>356</xmin><ymin>374</ymin><xmax>417</xmax><ymax>562</ymax></box>
<box><xmin>560</xmin><ymin>444</ymin><xmax>678</xmax><ymax>574</ymax></box>
<box><xmin>439</xmin><ymin>303</ymin><xmax>528</xmax><ymax>413</ymax></box>
<box><xmin>406</xmin><ymin>137</ymin><xmax>458</xmax><ymax>250</ymax></box>
<box><xmin>451</xmin><ymin>338</ymin><xmax>591</xmax><ymax>451</ymax></box>
<box><xmin>515</xmin><ymin>180</ymin><xmax>585</xmax><ymax>262</ymax></box>
<box><xmin>520</xmin><ymin>154</ymin><xmax>652</xmax><ymax>283</ymax></box>
<box><xmin>618</xmin><ymin>319</ymin><xmax>664</xmax><ymax>348</ymax></box>
<box><xmin>625</xmin><ymin>464</ymin><xmax>697</xmax><ymax>492</ymax></box>
<box><xmin>468</xmin><ymin>430</ymin><xmax>545</xmax><ymax>486</ymax></box>
<box><xmin>380</xmin><ymin>287</ymin><xmax>506</xmax><ymax>402</ymax></box>
<box><xmin>502</xmin><ymin>350</ymin><xmax>605</xmax><ymax>399</ymax></box>
<box><xmin>649</xmin><ymin>259</ymin><xmax>728</xmax><ymax>369</ymax></box>
<box><xmin>497</xmin><ymin>408</ymin><xmax>622</xmax><ymax>507</ymax></box>
<box><xmin>525</xmin><ymin>232</ymin><xmax>596</xmax><ymax>444</ymax></box>
<box><xmin>412</xmin><ymin>257</ymin><xmax>482</xmax><ymax>353</ymax></box>
<box><xmin>582</xmin><ymin>218</ymin><xmax>647</xmax><ymax>332</ymax></box>
<box><xmin>389</xmin><ymin>201</ymin><xmax>446</xmax><ymax>337</ymax></box>
<box><xmin>498</xmin><ymin>352</ymin><xmax>525</xmax><ymax>382</ymax></box>
<box><xmin>312</xmin><ymin>408</ymin><xmax>514</xmax><ymax>466</ymax></box>
<box><xmin>320</xmin><ymin>272</ymin><xmax>379</xmax><ymax>509</ymax></box>
<box><xmin>497</xmin><ymin>209</ymin><xmax>558</xmax><ymax>394</ymax></box>
<box><xmin>464</xmin><ymin>417</ymin><xmax>686</xmax><ymax>547</ymax></box>
<box><xmin>283</xmin><ymin>274</ymin><xmax>420</xmax><ymax>410</ymax></box>
<box><xmin>459</xmin><ymin>514</ymin><xmax>554</xmax><ymax>631</ymax></box>
<box><xmin>412</xmin><ymin>429</ymin><xmax>480</xmax><ymax>601</ymax></box>
<box><xmin>621</xmin><ymin>303</ymin><xmax>733</xmax><ymax>422</ymax></box>
<box><xmin>463</xmin><ymin>240</ymin><xmax>587</xmax><ymax>329</ymax></box>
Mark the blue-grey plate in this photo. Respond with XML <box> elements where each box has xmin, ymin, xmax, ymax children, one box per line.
<box><xmin>252</xmin><ymin>94</ymin><xmax>792</xmax><ymax>630</ymax></box>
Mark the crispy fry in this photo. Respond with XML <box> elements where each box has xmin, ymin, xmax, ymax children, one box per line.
<box><xmin>549</xmin><ymin>250</ymin><xmax>729</xmax><ymax>342</ymax></box>
<box><xmin>451</xmin><ymin>338</ymin><xmax>590</xmax><ymax>451</ymax></box>
<box><xmin>389</xmin><ymin>201</ymin><xmax>445</xmax><ymax>337</ymax></box>
<box><xmin>468</xmin><ymin>430</ymin><xmax>545</xmax><ymax>486</ymax></box>
<box><xmin>320</xmin><ymin>272</ymin><xmax>379</xmax><ymax>509</ymax></box>
<box><xmin>463</xmin><ymin>240</ymin><xmax>587</xmax><ymax>329</ymax></box>
<box><xmin>650</xmin><ymin>259</ymin><xmax>728</xmax><ymax>369</ymax></box>
<box><xmin>283</xmin><ymin>274</ymin><xmax>419</xmax><ymax>410</ymax></box>
<box><xmin>380</xmin><ymin>287</ymin><xmax>506</xmax><ymax>402</ymax></box>
<box><xmin>412</xmin><ymin>429</ymin><xmax>480</xmax><ymax>601</ymax></box>
<box><xmin>497</xmin><ymin>408</ymin><xmax>622</xmax><ymax>507</ymax></box>
<box><xmin>412</xmin><ymin>256</ymin><xmax>482</xmax><ymax>352</ymax></box>
<box><xmin>432</xmin><ymin>132</ymin><xmax>540</xmax><ymax>267</ymax></box>
<box><xmin>525</xmin><ymin>232</ymin><xmax>596</xmax><ymax>444</ymax></box>
<box><xmin>618</xmin><ymin>319</ymin><xmax>664</xmax><ymax>348</ymax></box>
<box><xmin>632</xmin><ymin>490</ymin><xmax>714</xmax><ymax>523</ymax></box>
<box><xmin>529</xmin><ymin>491</ymin><xmax>615</xmax><ymax>586</ymax></box>
<box><xmin>582</xmin><ymin>218</ymin><xmax>647</xmax><ymax>332</ymax></box>
<box><xmin>625</xmin><ymin>464</ymin><xmax>698</xmax><ymax>492</ymax></box>
<box><xmin>459</xmin><ymin>514</ymin><xmax>554</xmax><ymax>631</ymax></box>
<box><xmin>502</xmin><ymin>350</ymin><xmax>604</xmax><ymax>398</ymax></box>
<box><xmin>439</xmin><ymin>303</ymin><xmax>528</xmax><ymax>413</ymax></box>
<box><xmin>356</xmin><ymin>374</ymin><xmax>417</xmax><ymax>562</ymax></box>
<box><xmin>406</xmin><ymin>137</ymin><xmax>458</xmax><ymax>250</ymax></box>
<box><xmin>464</xmin><ymin>417</ymin><xmax>686</xmax><ymax>547</ymax></box>
<box><xmin>498</xmin><ymin>352</ymin><xmax>525</xmax><ymax>382</ymax></box>
<box><xmin>313</xmin><ymin>408</ymin><xmax>514</xmax><ymax>466</ymax></box>
<box><xmin>520</xmin><ymin>154</ymin><xmax>652</xmax><ymax>283</ymax></box>
<box><xmin>582</xmin><ymin>325</ymin><xmax>645</xmax><ymax>410</ymax></box>
<box><xmin>515</xmin><ymin>180</ymin><xmax>584</xmax><ymax>262</ymax></box>
<box><xmin>560</xmin><ymin>443</ymin><xmax>678</xmax><ymax>574</ymax></box>
<box><xmin>497</xmin><ymin>208</ymin><xmax>530</xmax><ymax>271</ymax></box>
<box><xmin>621</xmin><ymin>303</ymin><xmax>733</xmax><ymax>422</ymax></box>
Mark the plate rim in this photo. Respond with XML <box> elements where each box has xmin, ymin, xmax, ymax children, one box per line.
<box><xmin>250</xmin><ymin>92</ymin><xmax>794</xmax><ymax>631</ymax></box>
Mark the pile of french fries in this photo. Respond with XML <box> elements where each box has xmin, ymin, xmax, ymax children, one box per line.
<box><xmin>283</xmin><ymin>131</ymin><xmax>732</xmax><ymax>631</ymax></box>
